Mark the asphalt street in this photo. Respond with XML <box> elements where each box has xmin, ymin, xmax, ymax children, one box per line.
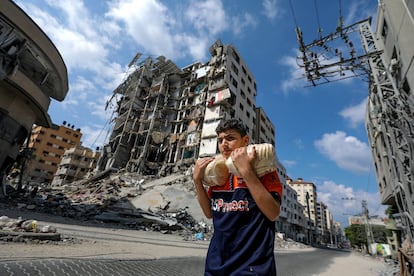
<box><xmin>0</xmin><ymin>257</ymin><xmax>205</xmax><ymax>276</ymax></box>
<box><xmin>0</xmin><ymin>249</ymin><xmax>392</xmax><ymax>276</ymax></box>
<box><xmin>0</xmin><ymin>206</ymin><xmax>392</xmax><ymax>276</ymax></box>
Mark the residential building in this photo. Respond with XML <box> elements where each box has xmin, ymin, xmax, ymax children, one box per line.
<box><xmin>332</xmin><ymin>221</ymin><xmax>343</xmax><ymax>246</ymax></box>
<box><xmin>25</xmin><ymin>123</ymin><xmax>82</xmax><ymax>184</ymax></box>
<box><xmin>316</xmin><ymin>201</ymin><xmax>331</xmax><ymax>244</ymax></box>
<box><xmin>365</xmin><ymin>0</ymin><xmax>414</xmax><ymax>240</ymax></box>
<box><xmin>287</xmin><ymin>177</ymin><xmax>318</xmax><ymax>244</ymax></box>
<box><xmin>51</xmin><ymin>145</ymin><xmax>100</xmax><ymax>186</ymax></box>
<box><xmin>98</xmin><ymin>40</ymin><xmax>264</xmax><ymax>175</ymax></box>
<box><xmin>325</xmin><ymin>208</ymin><xmax>335</xmax><ymax>245</ymax></box>
<box><xmin>254</xmin><ymin>107</ymin><xmax>275</xmax><ymax>146</ymax></box>
<box><xmin>0</xmin><ymin>1</ymin><xmax>68</xmax><ymax>180</ymax></box>
<box><xmin>277</xmin><ymin>169</ymin><xmax>307</xmax><ymax>242</ymax></box>
<box><xmin>199</xmin><ymin>40</ymin><xmax>258</xmax><ymax>156</ymax></box>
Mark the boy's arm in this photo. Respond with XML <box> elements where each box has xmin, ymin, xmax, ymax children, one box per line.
<box><xmin>193</xmin><ymin>157</ymin><xmax>213</xmax><ymax>219</ymax></box>
<box><xmin>230</xmin><ymin>147</ymin><xmax>281</xmax><ymax>221</ymax></box>
<box><xmin>242</xmin><ymin>171</ymin><xmax>281</xmax><ymax>221</ymax></box>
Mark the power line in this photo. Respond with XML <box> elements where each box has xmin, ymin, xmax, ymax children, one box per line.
<box><xmin>313</xmin><ymin>0</ymin><xmax>322</xmax><ymax>37</ymax></box>
<box><xmin>288</xmin><ymin>0</ymin><xmax>299</xmax><ymax>29</ymax></box>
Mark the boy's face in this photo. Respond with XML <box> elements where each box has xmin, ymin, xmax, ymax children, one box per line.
<box><xmin>217</xmin><ymin>129</ymin><xmax>249</xmax><ymax>159</ymax></box>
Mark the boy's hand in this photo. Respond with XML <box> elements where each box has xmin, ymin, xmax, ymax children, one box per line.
<box><xmin>193</xmin><ymin>157</ymin><xmax>215</xmax><ymax>183</ymax></box>
<box><xmin>230</xmin><ymin>146</ymin><xmax>257</xmax><ymax>178</ymax></box>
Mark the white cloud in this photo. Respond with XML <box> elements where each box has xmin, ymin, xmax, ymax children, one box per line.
<box><xmin>339</xmin><ymin>97</ymin><xmax>367</xmax><ymax>128</ymax></box>
<box><xmin>232</xmin><ymin>13</ymin><xmax>258</xmax><ymax>36</ymax></box>
<box><xmin>79</xmin><ymin>124</ymin><xmax>109</xmax><ymax>149</ymax></box>
<box><xmin>88</xmin><ymin>94</ymin><xmax>114</xmax><ymax>121</ymax></box>
<box><xmin>316</xmin><ymin>180</ymin><xmax>386</xmax><ymax>227</ymax></box>
<box><xmin>185</xmin><ymin>0</ymin><xmax>227</xmax><ymax>36</ymax></box>
<box><xmin>281</xmin><ymin>160</ymin><xmax>296</xmax><ymax>168</ymax></box>
<box><xmin>280</xmin><ymin>50</ymin><xmax>308</xmax><ymax>93</ymax></box>
<box><xmin>314</xmin><ymin>131</ymin><xmax>372</xmax><ymax>174</ymax></box>
<box><xmin>106</xmin><ymin>0</ymin><xmax>178</xmax><ymax>58</ymax></box>
<box><xmin>344</xmin><ymin>1</ymin><xmax>377</xmax><ymax>27</ymax></box>
<box><xmin>105</xmin><ymin>0</ymin><xmax>231</xmax><ymax>62</ymax></box>
<box><xmin>262</xmin><ymin>0</ymin><xmax>280</xmax><ymax>20</ymax></box>
<box><xmin>293</xmin><ymin>138</ymin><xmax>304</xmax><ymax>149</ymax></box>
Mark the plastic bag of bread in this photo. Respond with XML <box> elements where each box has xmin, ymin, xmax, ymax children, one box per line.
<box><xmin>226</xmin><ymin>143</ymin><xmax>277</xmax><ymax>178</ymax></box>
<box><xmin>203</xmin><ymin>155</ymin><xmax>230</xmax><ymax>186</ymax></box>
<box><xmin>202</xmin><ymin>143</ymin><xmax>277</xmax><ymax>186</ymax></box>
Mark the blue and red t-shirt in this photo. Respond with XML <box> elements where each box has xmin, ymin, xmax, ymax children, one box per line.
<box><xmin>205</xmin><ymin>171</ymin><xmax>283</xmax><ymax>276</ymax></box>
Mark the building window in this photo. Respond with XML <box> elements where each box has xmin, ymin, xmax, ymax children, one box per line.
<box><xmin>241</xmin><ymin>90</ymin><xmax>246</xmax><ymax>99</ymax></box>
<box><xmin>239</xmin><ymin>103</ymin><xmax>244</xmax><ymax>111</ymax></box>
<box><xmin>231</xmin><ymin>63</ymin><xmax>239</xmax><ymax>75</ymax></box>
<box><xmin>232</xmin><ymin>78</ymin><xmax>238</xmax><ymax>88</ymax></box>
<box><xmin>232</xmin><ymin>50</ymin><xmax>240</xmax><ymax>63</ymax></box>
<box><xmin>402</xmin><ymin>78</ymin><xmax>411</xmax><ymax>94</ymax></box>
<box><xmin>381</xmin><ymin>19</ymin><xmax>388</xmax><ymax>38</ymax></box>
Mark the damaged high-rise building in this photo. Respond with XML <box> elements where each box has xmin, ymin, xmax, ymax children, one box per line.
<box><xmin>98</xmin><ymin>40</ymin><xmax>275</xmax><ymax>176</ymax></box>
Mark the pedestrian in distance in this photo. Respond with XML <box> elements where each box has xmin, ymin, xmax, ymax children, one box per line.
<box><xmin>193</xmin><ymin>118</ymin><xmax>283</xmax><ymax>276</ymax></box>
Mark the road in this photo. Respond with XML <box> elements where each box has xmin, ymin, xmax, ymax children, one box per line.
<box><xmin>0</xmin><ymin>207</ymin><xmax>393</xmax><ymax>275</ymax></box>
<box><xmin>0</xmin><ymin>249</ymin><xmax>392</xmax><ymax>276</ymax></box>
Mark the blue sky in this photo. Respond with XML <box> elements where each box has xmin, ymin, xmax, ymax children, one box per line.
<box><xmin>15</xmin><ymin>0</ymin><xmax>385</xmax><ymax>227</ymax></box>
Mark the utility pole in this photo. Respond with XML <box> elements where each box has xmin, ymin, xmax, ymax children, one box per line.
<box><xmin>306</xmin><ymin>192</ymin><xmax>312</xmax><ymax>245</ymax></box>
<box><xmin>295</xmin><ymin>14</ymin><xmax>414</xmax><ymax>241</ymax></box>
<box><xmin>362</xmin><ymin>200</ymin><xmax>375</xmax><ymax>254</ymax></box>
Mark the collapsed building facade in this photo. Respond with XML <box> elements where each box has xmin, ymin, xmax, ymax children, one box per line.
<box><xmin>98</xmin><ymin>40</ymin><xmax>272</xmax><ymax>176</ymax></box>
<box><xmin>0</xmin><ymin>0</ymin><xmax>68</xmax><ymax>183</ymax></box>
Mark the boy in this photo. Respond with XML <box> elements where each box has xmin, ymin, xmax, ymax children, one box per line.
<box><xmin>193</xmin><ymin>119</ymin><xmax>283</xmax><ymax>275</ymax></box>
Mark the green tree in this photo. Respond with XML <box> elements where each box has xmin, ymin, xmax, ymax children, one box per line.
<box><xmin>344</xmin><ymin>224</ymin><xmax>391</xmax><ymax>248</ymax></box>
<box><xmin>344</xmin><ymin>224</ymin><xmax>366</xmax><ymax>247</ymax></box>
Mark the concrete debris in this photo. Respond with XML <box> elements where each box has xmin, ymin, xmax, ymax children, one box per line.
<box><xmin>276</xmin><ymin>236</ymin><xmax>310</xmax><ymax>250</ymax></box>
<box><xmin>1</xmin><ymin>170</ymin><xmax>310</xmax><ymax>251</ymax></box>
<box><xmin>1</xmin><ymin>170</ymin><xmax>208</xmax><ymax>241</ymax></box>
<box><xmin>0</xmin><ymin>215</ymin><xmax>60</xmax><ymax>242</ymax></box>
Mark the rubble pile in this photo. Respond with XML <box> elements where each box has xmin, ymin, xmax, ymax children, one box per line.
<box><xmin>0</xmin><ymin>215</ymin><xmax>61</xmax><ymax>242</ymax></box>
<box><xmin>2</xmin><ymin>171</ymin><xmax>309</xmax><ymax>249</ymax></box>
<box><xmin>275</xmin><ymin>234</ymin><xmax>310</xmax><ymax>250</ymax></box>
<box><xmin>2</xmin><ymin>170</ymin><xmax>207</xmax><ymax>237</ymax></box>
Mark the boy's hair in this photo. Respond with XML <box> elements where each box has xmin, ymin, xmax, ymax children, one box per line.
<box><xmin>215</xmin><ymin>119</ymin><xmax>248</xmax><ymax>137</ymax></box>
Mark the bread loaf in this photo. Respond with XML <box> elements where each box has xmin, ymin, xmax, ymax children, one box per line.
<box><xmin>225</xmin><ymin>143</ymin><xmax>276</xmax><ymax>178</ymax></box>
<box><xmin>203</xmin><ymin>155</ymin><xmax>230</xmax><ymax>186</ymax></box>
<box><xmin>202</xmin><ymin>143</ymin><xmax>277</xmax><ymax>186</ymax></box>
